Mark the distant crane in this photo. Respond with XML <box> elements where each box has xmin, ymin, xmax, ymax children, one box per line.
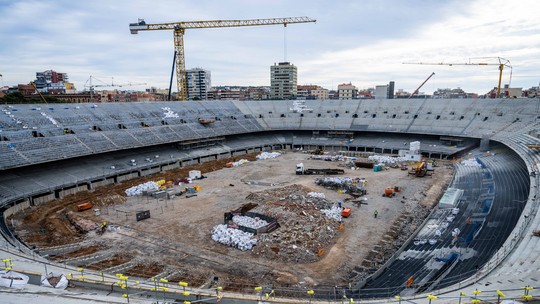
<box><xmin>409</xmin><ymin>72</ymin><xmax>435</xmax><ymax>99</ymax></box>
<box><xmin>129</xmin><ymin>17</ymin><xmax>316</xmax><ymax>101</ymax></box>
<box><xmin>84</xmin><ymin>76</ymin><xmax>146</xmax><ymax>102</ymax></box>
<box><xmin>403</xmin><ymin>57</ymin><xmax>512</xmax><ymax>98</ymax></box>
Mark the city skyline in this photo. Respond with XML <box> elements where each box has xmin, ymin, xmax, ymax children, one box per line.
<box><xmin>0</xmin><ymin>0</ymin><xmax>539</xmax><ymax>95</ymax></box>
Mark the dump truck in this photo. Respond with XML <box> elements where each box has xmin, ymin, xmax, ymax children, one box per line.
<box><xmin>296</xmin><ymin>163</ymin><xmax>344</xmax><ymax>175</ymax></box>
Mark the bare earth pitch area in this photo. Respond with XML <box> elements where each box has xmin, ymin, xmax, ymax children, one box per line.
<box><xmin>11</xmin><ymin>151</ymin><xmax>452</xmax><ymax>291</ymax></box>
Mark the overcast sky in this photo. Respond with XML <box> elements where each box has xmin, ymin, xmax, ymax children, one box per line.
<box><xmin>1</xmin><ymin>0</ymin><xmax>539</xmax><ymax>95</ymax></box>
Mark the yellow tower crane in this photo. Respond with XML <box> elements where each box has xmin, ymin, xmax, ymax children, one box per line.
<box><xmin>129</xmin><ymin>17</ymin><xmax>316</xmax><ymax>101</ymax></box>
<box><xmin>403</xmin><ymin>57</ymin><xmax>512</xmax><ymax>98</ymax></box>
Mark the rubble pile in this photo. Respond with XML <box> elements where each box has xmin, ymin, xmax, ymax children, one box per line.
<box><xmin>368</xmin><ymin>155</ymin><xmax>407</xmax><ymax>164</ymax></box>
<box><xmin>245</xmin><ymin>184</ymin><xmax>340</xmax><ymax>262</ymax></box>
<box><xmin>310</xmin><ymin>154</ymin><xmax>345</xmax><ymax>161</ymax></box>
<box><xmin>256</xmin><ymin>151</ymin><xmax>282</xmax><ymax>160</ymax></box>
<box><xmin>66</xmin><ymin>212</ymin><xmax>98</xmax><ymax>233</ymax></box>
<box><xmin>320</xmin><ymin>204</ymin><xmax>343</xmax><ymax>222</ymax></box>
<box><xmin>460</xmin><ymin>158</ymin><xmax>482</xmax><ymax>168</ymax></box>
<box><xmin>307</xmin><ymin>192</ymin><xmax>325</xmax><ymax>199</ymax></box>
<box><xmin>94</xmin><ymin>194</ymin><xmax>126</xmax><ymax>207</ymax></box>
<box><xmin>314</xmin><ymin>177</ymin><xmax>366</xmax><ymax>193</ymax></box>
<box><xmin>231</xmin><ymin>159</ymin><xmax>250</xmax><ymax>167</ymax></box>
<box><xmin>124</xmin><ymin>181</ymin><xmax>160</xmax><ymax>196</ymax></box>
<box><xmin>211</xmin><ymin>224</ymin><xmax>257</xmax><ymax>251</ymax></box>
<box><xmin>232</xmin><ymin>215</ymin><xmax>269</xmax><ymax>229</ymax></box>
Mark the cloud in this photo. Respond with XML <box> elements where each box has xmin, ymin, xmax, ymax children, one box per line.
<box><xmin>0</xmin><ymin>0</ymin><xmax>538</xmax><ymax>94</ymax></box>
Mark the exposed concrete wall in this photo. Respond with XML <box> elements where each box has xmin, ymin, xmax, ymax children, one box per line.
<box><xmin>58</xmin><ymin>185</ymin><xmax>88</xmax><ymax>199</ymax></box>
<box><xmin>218</xmin><ymin>153</ymin><xmax>231</xmax><ymax>160</ymax></box>
<box><xmin>140</xmin><ymin>167</ymin><xmax>160</xmax><ymax>177</ymax></box>
<box><xmin>161</xmin><ymin>162</ymin><xmax>179</xmax><ymax>171</ymax></box>
<box><xmin>232</xmin><ymin>150</ymin><xmax>247</xmax><ymax>156</ymax></box>
<box><xmin>32</xmin><ymin>193</ymin><xmax>55</xmax><ymax>205</ymax></box>
<box><xmin>117</xmin><ymin>172</ymin><xmax>139</xmax><ymax>182</ymax></box>
<box><xmin>90</xmin><ymin>178</ymin><xmax>115</xmax><ymax>189</ymax></box>
<box><xmin>200</xmin><ymin>155</ymin><xmax>214</xmax><ymax>163</ymax></box>
<box><xmin>182</xmin><ymin>159</ymin><xmax>198</xmax><ymax>166</ymax></box>
<box><xmin>3</xmin><ymin>199</ymin><xmax>31</xmax><ymax>218</ymax></box>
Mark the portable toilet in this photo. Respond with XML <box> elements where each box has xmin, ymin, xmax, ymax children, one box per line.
<box><xmin>189</xmin><ymin>170</ymin><xmax>202</xmax><ymax>179</ymax></box>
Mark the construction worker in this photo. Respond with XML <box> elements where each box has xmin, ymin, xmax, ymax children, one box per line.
<box><xmin>374</xmin><ymin>210</ymin><xmax>378</xmax><ymax>218</ymax></box>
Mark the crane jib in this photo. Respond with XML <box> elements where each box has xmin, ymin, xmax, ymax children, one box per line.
<box><xmin>129</xmin><ymin>16</ymin><xmax>316</xmax><ymax>100</ymax></box>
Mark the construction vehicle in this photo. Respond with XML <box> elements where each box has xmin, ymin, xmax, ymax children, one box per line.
<box><xmin>383</xmin><ymin>187</ymin><xmax>394</xmax><ymax>198</ymax></box>
<box><xmin>408</xmin><ymin>72</ymin><xmax>435</xmax><ymax>99</ymax></box>
<box><xmin>312</xmin><ymin>149</ymin><xmax>325</xmax><ymax>155</ymax></box>
<box><xmin>409</xmin><ymin>161</ymin><xmax>427</xmax><ymax>177</ymax></box>
<box><xmin>129</xmin><ymin>17</ymin><xmax>316</xmax><ymax>100</ymax></box>
<box><xmin>296</xmin><ymin>163</ymin><xmax>344</xmax><ymax>175</ymax></box>
<box><xmin>30</xmin><ymin>82</ymin><xmax>48</xmax><ymax>103</ymax></box>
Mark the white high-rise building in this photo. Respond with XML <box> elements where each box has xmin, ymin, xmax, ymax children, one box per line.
<box><xmin>186</xmin><ymin>68</ymin><xmax>211</xmax><ymax>100</ymax></box>
<box><xmin>270</xmin><ymin>62</ymin><xmax>297</xmax><ymax>99</ymax></box>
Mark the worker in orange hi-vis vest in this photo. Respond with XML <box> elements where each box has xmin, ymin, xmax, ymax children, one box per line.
<box><xmin>406</xmin><ymin>276</ymin><xmax>414</xmax><ymax>288</ymax></box>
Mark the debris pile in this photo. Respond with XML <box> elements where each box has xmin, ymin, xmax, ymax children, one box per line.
<box><xmin>245</xmin><ymin>184</ymin><xmax>340</xmax><ymax>262</ymax></box>
<box><xmin>368</xmin><ymin>155</ymin><xmax>407</xmax><ymax>164</ymax></box>
<box><xmin>231</xmin><ymin>159</ymin><xmax>250</xmax><ymax>167</ymax></box>
<box><xmin>256</xmin><ymin>151</ymin><xmax>282</xmax><ymax>160</ymax></box>
<box><xmin>211</xmin><ymin>224</ymin><xmax>257</xmax><ymax>251</ymax></box>
<box><xmin>124</xmin><ymin>181</ymin><xmax>160</xmax><ymax>196</ymax></box>
<box><xmin>307</xmin><ymin>192</ymin><xmax>325</xmax><ymax>199</ymax></box>
<box><xmin>314</xmin><ymin>177</ymin><xmax>366</xmax><ymax>194</ymax></box>
<box><xmin>460</xmin><ymin>158</ymin><xmax>482</xmax><ymax>168</ymax></box>
<box><xmin>310</xmin><ymin>154</ymin><xmax>345</xmax><ymax>161</ymax></box>
<box><xmin>320</xmin><ymin>204</ymin><xmax>343</xmax><ymax>222</ymax></box>
<box><xmin>232</xmin><ymin>215</ymin><xmax>269</xmax><ymax>229</ymax></box>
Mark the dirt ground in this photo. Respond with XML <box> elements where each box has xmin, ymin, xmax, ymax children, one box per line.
<box><xmin>11</xmin><ymin>151</ymin><xmax>453</xmax><ymax>290</ymax></box>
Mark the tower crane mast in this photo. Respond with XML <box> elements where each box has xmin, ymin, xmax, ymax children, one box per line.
<box><xmin>129</xmin><ymin>17</ymin><xmax>316</xmax><ymax>101</ymax></box>
<box><xmin>403</xmin><ymin>57</ymin><xmax>512</xmax><ymax>98</ymax></box>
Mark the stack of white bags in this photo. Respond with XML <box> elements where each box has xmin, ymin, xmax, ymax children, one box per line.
<box><xmin>232</xmin><ymin>215</ymin><xmax>269</xmax><ymax>229</ymax></box>
<box><xmin>256</xmin><ymin>151</ymin><xmax>282</xmax><ymax>160</ymax></box>
<box><xmin>368</xmin><ymin>155</ymin><xmax>407</xmax><ymax>164</ymax></box>
<box><xmin>460</xmin><ymin>158</ymin><xmax>482</xmax><ymax>167</ymax></box>
<box><xmin>321</xmin><ymin>205</ymin><xmax>343</xmax><ymax>222</ymax></box>
<box><xmin>211</xmin><ymin>224</ymin><xmax>257</xmax><ymax>251</ymax></box>
<box><xmin>124</xmin><ymin>181</ymin><xmax>160</xmax><ymax>196</ymax></box>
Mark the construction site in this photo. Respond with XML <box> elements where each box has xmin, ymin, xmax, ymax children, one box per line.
<box><xmin>9</xmin><ymin>150</ymin><xmax>452</xmax><ymax>294</ymax></box>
